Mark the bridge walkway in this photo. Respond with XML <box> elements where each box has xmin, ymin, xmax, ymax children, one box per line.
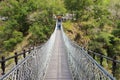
<box><xmin>44</xmin><ymin>30</ymin><xmax>73</xmax><ymax>80</ymax></box>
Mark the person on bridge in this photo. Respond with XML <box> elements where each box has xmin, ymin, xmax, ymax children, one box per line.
<box><xmin>57</xmin><ymin>15</ymin><xmax>62</xmax><ymax>30</ymax></box>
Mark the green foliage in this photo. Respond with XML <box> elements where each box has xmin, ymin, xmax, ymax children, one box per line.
<box><xmin>0</xmin><ymin>0</ymin><xmax>65</xmax><ymax>52</ymax></box>
<box><xmin>12</xmin><ymin>30</ymin><xmax>23</xmax><ymax>42</ymax></box>
<box><xmin>112</xmin><ymin>29</ymin><xmax>120</xmax><ymax>37</ymax></box>
<box><xmin>117</xmin><ymin>20</ymin><xmax>120</xmax><ymax>28</ymax></box>
<box><xmin>3</xmin><ymin>38</ymin><xmax>17</xmax><ymax>51</ymax></box>
<box><xmin>0</xmin><ymin>0</ymin><xmax>39</xmax><ymax>34</ymax></box>
<box><xmin>109</xmin><ymin>37</ymin><xmax>120</xmax><ymax>55</ymax></box>
<box><xmin>63</xmin><ymin>21</ymin><xmax>73</xmax><ymax>30</ymax></box>
<box><xmin>3</xmin><ymin>31</ymin><xmax>23</xmax><ymax>51</ymax></box>
<box><xmin>109</xmin><ymin>0</ymin><xmax>120</xmax><ymax>20</ymax></box>
<box><xmin>64</xmin><ymin>0</ymin><xmax>120</xmax><ymax>79</ymax></box>
<box><xmin>96</xmin><ymin>32</ymin><xmax>113</xmax><ymax>45</ymax></box>
<box><xmin>64</xmin><ymin>0</ymin><xmax>93</xmax><ymax>11</ymax></box>
<box><xmin>0</xmin><ymin>0</ymin><xmax>119</xmax><ymax>78</ymax></box>
<box><xmin>29</xmin><ymin>23</ymin><xmax>47</xmax><ymax>42</ymax></box>
<box><xmin>112</xmin><ymin>20</ymin><xmax>120</xmax><ymax>38</ymax></box>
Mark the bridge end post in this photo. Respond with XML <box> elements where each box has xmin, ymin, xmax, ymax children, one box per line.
<box><xmin>93</xmin><ymin>53</ymin><xmax>95</xmax><ymax>59</ymax></box>
<box><xmin>100</xmin><ymin>53</ymin><xmax>103</xmax><ymax>66</ymax></box>
<box><xmin>28</xmin><ymin>47</ymin><xmax>31</xmax><ymax>54</ymax></box>
<box><xmin>23</xmin><ymin>49</ymin><xmax>26</xmax><ymax>58</ymax></box>
<box><xmin>1</xmin><ymin>56</ymin><xmax>5</xmax><ymax>75</ymax></box>
<box><xmin>14</xmin><ymin>52</ymin><xmax>18</xmax><ymax>65</ymax></box>
<box><xmin>112</xmin><ymin>56</ymin><xmax>117</xmax><ymax>76</ymax></box>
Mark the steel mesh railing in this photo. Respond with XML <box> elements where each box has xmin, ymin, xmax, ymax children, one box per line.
<box><xmin>0</xmin><ymin>21</ymin><xmax>116</xmax><ymax>80</ymax></box>
<box><xmin>61</xmin><ymin>24</ymin><xmax>115</xmax><ymax>80</ymax></box>
<box><xmin>0</xmin><ymin>24</ymin><xmax>57</xmax><ymax>80</ymax></box>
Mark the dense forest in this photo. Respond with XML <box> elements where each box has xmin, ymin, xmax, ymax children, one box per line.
<box><xmin>0</xmin><ymin>0</ymin><xmax>120</xmax><ymax>79</ymax></box>
<box><xmin>0</xmin><ymin>0</ymin><xmax>66</xmax><ymax>55</ymax></box>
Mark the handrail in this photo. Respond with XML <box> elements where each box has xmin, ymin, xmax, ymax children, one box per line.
<box><xmin>0</xmin><ymin>47</ymin><xmax>33</xmax><ymax>75</ymax></box>
<box><xmin>0</xmin><ymin>22</ymin><xmax>57</xmax><ymax>80</ymax></box>
<box><xmin>0</xmin><ymin>21</ymin><xmax>119</xmax><ymax>80</ymax></box>
<box><xmin>0</xmin><ymin>49</ymin><xmax>30</xmax><ymax>63</ymax></box>
<box><xmin>88</xmin><ymin>50</ymin><xmax>120</xmax><ymax>63</ymax></box>
<box><xmin>0</xmin><ymin>52</ymin><xmax>32</xmax><ymax>79</ymax></box>
<box><xmin>61</xmin><ymin>23</ymin><xmax>116</xmax><ymax>80</ymax></box>
<box><xmin>87</xmin><ymin>50</ymin><xmax>120</xmax><ymax>77</ymax></box>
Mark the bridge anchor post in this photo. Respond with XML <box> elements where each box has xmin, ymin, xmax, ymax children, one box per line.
<box><xmin>1</xmin><ymin>56</ymin><xmax>5</xmax><ymax>75</ymax></box>
<box><xmin>23</xmin><ymin>49</ymin><xmax>26</xmax><ymax>58</ymax></box>
<box><xmin>112</xmin><ymin>56</ymin><xmax>117</xmax><ymax>76</ymax></box>
<box><xmin>14</xmin><ymin>52</ymin><xmax>18</xmax><ymax>65</ymax></box>
<box><xmin>100</xmin><ymin>53</ymin><xmax>103</xmax><ymax>66</ymax></box>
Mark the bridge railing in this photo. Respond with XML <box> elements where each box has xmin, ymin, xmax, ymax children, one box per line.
<box><xmin>0</xmin><ymin>23</ymin><xmax>57</xmax><ymax>80</ymax></box>
<box><xmin>0</xmin><ymin>47</ymin><xmax>33</xmax><ymax>76</ymax></box>
<box><xmin>88</xmin><ymin>50</ymin><xmax>120</xmax><ymax>79</ymax></box>
<box><xmin>61</xmin><ymin>24</ymin><xmax>115</xmax><ymax>80</ymax></box>
<box><xmin>0</xmin><ymin>49</ymin><xmax>38</xmax><ymax>80</ymax></box>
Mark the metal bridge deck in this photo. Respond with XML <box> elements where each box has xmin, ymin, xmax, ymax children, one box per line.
<box><xmin>44</xmin><ymin>30</ymin><xmax>73</xmax><ymax>80</ymax></box>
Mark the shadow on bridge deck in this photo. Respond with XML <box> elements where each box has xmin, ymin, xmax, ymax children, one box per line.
<box><xmin>44</xmin><ymin>30</ymin><xmax>73</xmax><ymax>80</ymax></box>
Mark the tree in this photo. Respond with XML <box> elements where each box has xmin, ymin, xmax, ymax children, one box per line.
<box><xmin>0</xmin><ymin>0</ymin><xmax>66</xmax><ymax>51</ymax></box>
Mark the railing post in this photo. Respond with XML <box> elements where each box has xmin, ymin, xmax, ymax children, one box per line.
<box><xmin>23</xmin><ymin>49</ymin><xmax>26</xmax><ymax>58</ymax></box>
<box><xmin>100</xmin><ymin>53</ymin><xmax>103</xmax><ymax>66</ymax></box>
<box><xmin>1</xmin><ymin>56</ymin><xmax>5</xmax><ymax>75</ymax></box>
<box><xmin>93</xmin><ymin>53</ymin><xmax>95</xmax><ymax>59</ymax></box>
<box><xmin>14</xmin><ymin>52</ymin><xmax>18</xmax><ymax>65</ymax></box>
<box><xmin>112</xmin><ymin>56</ymin><xmax>117</xmax><ymax>76</ymax></box>
<box><xmin>88</xmin><ymin>50</ymin><xmax>90</xmax><ymax>55</ymax></box>
<box><xmin>28</xmin><ymin>47</ymin><xmax>31</xmax><ymax>54</ymax></box>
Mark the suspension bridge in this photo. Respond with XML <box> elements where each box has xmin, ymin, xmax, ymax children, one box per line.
<box><xmin>0</xmin><ymin>21</ymin><xmax>119</xmax><ymax>80</ymax></box>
